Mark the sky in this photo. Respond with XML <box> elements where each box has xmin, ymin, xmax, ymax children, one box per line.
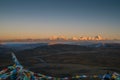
<box><xmin>0</xmin><ymin>0</ymin><xmax>120</xmax><ymax>40</ymax></box>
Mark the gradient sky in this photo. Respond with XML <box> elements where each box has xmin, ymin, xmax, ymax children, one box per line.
<box><xmin>0</xmin><ymin>0</ymin><xmax>120</xmax><ymax>40</ymax></box>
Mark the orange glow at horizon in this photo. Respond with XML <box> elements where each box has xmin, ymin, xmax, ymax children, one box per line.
<box><xmin>0</xmin><ymin>34</ymin><xmax>120</xmax><ymax>40</ymax></box>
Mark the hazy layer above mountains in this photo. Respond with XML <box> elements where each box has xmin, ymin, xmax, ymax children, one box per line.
<box><xmin>0</xmin><ymin>35</ymin><xmax>120</xmax><ymax>43</ymax></box>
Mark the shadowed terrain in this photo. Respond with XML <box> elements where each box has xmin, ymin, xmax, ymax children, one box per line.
<box><xmin>0</xmin><ymin>43</ymin><xmax>120</xmax><ymax>77</ymax></box>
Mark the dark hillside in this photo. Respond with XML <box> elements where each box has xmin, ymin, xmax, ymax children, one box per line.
<box><xmin>14</xmin><ymin>44</ymin><xmax>120</xmax><ymax>76</ymax></box>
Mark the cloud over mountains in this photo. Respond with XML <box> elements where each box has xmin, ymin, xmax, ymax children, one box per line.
<box><xmin>49</xmin><ymin>35</ymin><xmax>103</xmax><ymax>41</ymax></box>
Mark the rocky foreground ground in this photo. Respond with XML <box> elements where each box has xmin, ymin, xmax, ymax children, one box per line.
<box><xmin>0</xmin><ymin>44</ymin><xmax>120</xmax><ymax>77</ymax></box>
